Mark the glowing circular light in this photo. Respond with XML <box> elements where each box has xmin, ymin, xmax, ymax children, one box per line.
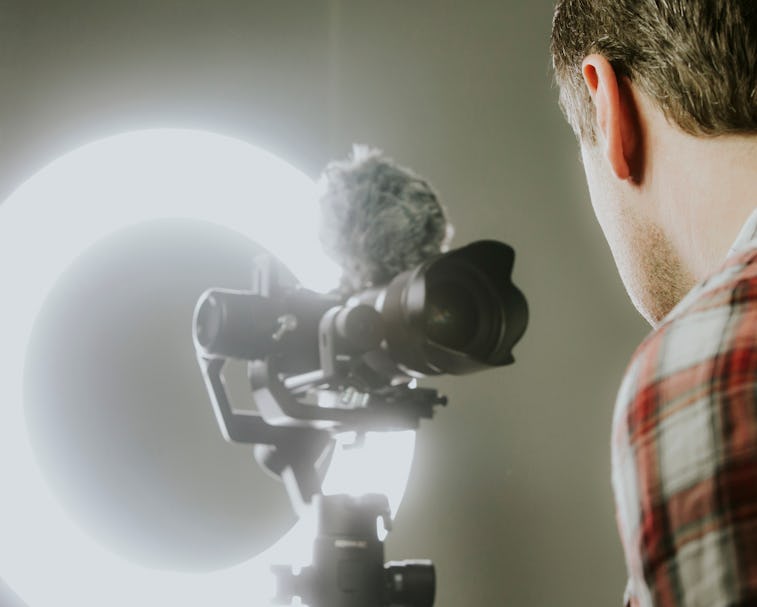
<box><xmin>0</xmin><ymin>129</ymin><xmax>416</xmax><ymax>607</ymax></box>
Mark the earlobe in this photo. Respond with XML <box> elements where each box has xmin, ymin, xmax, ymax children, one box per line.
<box><xmin>581</xmin><ymin>54</ymin><xmax>637</xmax><ymax>182</ymax></box>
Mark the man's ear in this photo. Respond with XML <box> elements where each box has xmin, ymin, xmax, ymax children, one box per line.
<box><xmin>581</xmin><ymin>54</ymin><xmax>641</xmax><ymax>182</ymax></box>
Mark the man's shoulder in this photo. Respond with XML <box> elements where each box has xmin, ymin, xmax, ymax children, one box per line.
<box><xmin>614</xmin><ymin>247</ymin><xmax>757</xmax><ymax>437</ymax></box>
<box><xmin>611</xmin><ymin>250</ymin><xmax>757</xmax><ymax>607</ymax></box>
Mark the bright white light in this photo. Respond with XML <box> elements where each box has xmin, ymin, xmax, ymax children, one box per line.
<box><xmin>322</xmin><ymin>431</ymin><xmax>417</xmax><ymax>518</ymax></box>
<box><xmin>0</xmin><ymin>129</ymin><xmax>415</xmax><ymax>607</ymax></box>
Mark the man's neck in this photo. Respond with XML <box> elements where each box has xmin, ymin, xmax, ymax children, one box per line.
<box><xmin>655</xmin><ymin>131</ymin><xmax>757</xmax><ymax>282</ymax></box>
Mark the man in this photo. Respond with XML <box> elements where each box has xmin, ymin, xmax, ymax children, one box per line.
<box><xmin>550</xmin><ymin>1</ymin><xmax>757</xmax><ymax>606</ymax></box>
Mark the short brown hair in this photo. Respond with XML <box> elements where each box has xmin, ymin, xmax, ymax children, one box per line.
<box><xmin>551</xmin><ymin>0</ymin><xmax>757</xmax><ymax>143</ymax></box>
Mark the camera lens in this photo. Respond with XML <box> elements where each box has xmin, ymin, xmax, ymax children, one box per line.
<box><xmin>423</xmin><ymin>281</ymin><xmax>478</xmax><ymax>350</ymax></box>
<box><xmin>422</xmin><ymin>267</ymin><xmax>504</xmax><ymax>360</ymax></box>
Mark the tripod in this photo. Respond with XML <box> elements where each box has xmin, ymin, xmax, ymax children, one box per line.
<box><xmin>272</xmin><ymin>493</ymin><xmax>434</xmax><ymax>607</ymax></box>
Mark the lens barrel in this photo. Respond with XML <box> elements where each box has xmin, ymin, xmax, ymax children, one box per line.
<box><xmin>374</xmin><ymin>240</ymin><xmax>528</xmax><ymax>376</ymax></box>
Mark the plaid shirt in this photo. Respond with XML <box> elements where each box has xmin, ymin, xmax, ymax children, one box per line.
<box><xmin>612</xmin><ymin>210</ymin><xmax>757</xmax><ymax>607</ymax></box>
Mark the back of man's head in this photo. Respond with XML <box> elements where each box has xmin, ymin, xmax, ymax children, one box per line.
<box><xmin>551</xmin><ymin>0</ymin><xmax>757</xmax><ymax>143</ymax></box>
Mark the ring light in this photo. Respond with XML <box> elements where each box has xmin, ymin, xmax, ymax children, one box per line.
<box><xmin>0</xmin><ymin>129</ymin><xmax>415</xmax><ymax>607</ymax></box>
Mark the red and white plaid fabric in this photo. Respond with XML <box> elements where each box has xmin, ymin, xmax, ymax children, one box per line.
<box><xmin>612</xmin><ymin>211</ymin><xmax>757</xmax><ymax>607</ymax></box>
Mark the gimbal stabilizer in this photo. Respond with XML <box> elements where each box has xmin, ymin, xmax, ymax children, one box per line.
<box><xmin>193</xmin><ymin>241</ymin><xmax>527</xmax><ymax>607</ymax></box>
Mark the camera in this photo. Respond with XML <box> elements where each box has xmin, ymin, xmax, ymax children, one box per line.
<box><xmin>194</xmin><ymin>239</ymin><xmax>527</xmax><ymax>385</ymax></box>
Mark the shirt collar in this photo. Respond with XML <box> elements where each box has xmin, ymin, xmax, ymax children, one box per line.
<box><xmin>728</xmin><ymin>208</ymin><xmax>757</xmax><ymax>257</ymax></box>
<box><xmin>661</xmin><ymin>208</ymin><xmax>757</xmax><ymax>326</ymax></box>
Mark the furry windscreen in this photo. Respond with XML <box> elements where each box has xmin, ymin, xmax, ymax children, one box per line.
<box><xmin>318</xmin><ymin>146</ymin><xmax>454</xmax><ymax>294</ymax></box>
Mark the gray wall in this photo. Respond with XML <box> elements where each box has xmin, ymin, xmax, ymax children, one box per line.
<box><xmin>1</xmin><ymin>1</ymin><xmax>649</xmax><ymax>605</ymax></box>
